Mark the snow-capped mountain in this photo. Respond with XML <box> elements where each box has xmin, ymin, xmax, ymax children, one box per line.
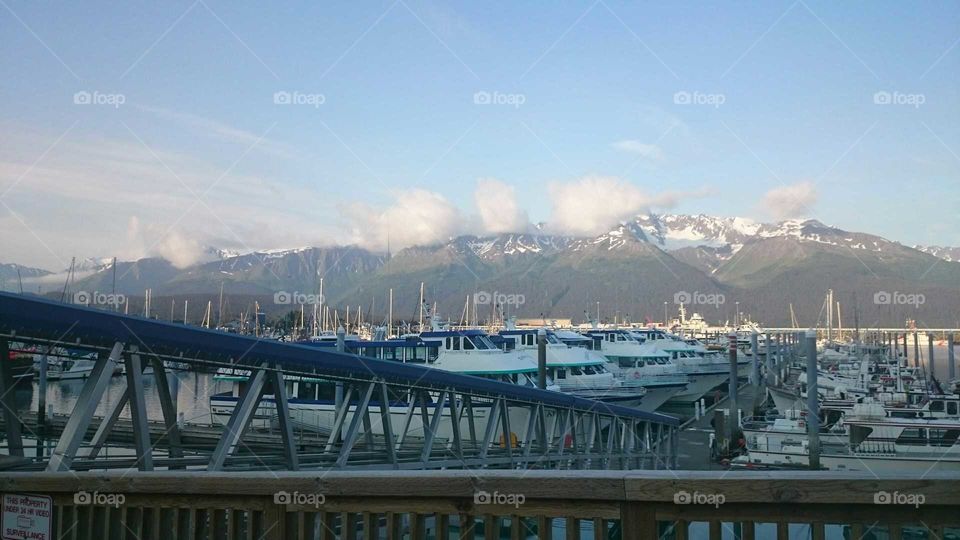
<box><xmin>14</xmin><ymin>213</ymin><xmax>960</xmax><ymax>326</ymax></box>
<box><xmin>632</xmin><ymin>214</ymin><xmax>900</xmax><ymax>254</ymax></box>
<box><xmin>632</xmin><ymin>214</ymin><xmax>759</xmax><ymax>249</ymax></box>
<box><xmin>72</xmin><ymin>257</ymin><xmax>116</xmax><ymax>273</ymax></box>
<box><xmin>915</xmin><ymin>245</ymin><xmax>960</xmax><ymax>262</ymax></box>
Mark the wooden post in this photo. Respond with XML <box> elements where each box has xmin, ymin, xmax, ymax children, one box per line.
<box><xmin>619</xmin><ymin>502</ymin><xmax>655</xmax><ymax>539</ymax></box>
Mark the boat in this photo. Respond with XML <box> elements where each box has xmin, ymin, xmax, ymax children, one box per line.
<box><xmin>574</xmin><ymin>329</ymin><xmax>690</xmax><ymax>410</ymax></box>
<box><xmin>628</xmin><ymin>328</ymin><xmax>739</xmax><ymax>403</ymax></box>
<box><xmin>495</xmin><ymin>327</ymin><xmax>646</xmax><ymax>408</ymax></box>
<box><xmin>210</xmin><ymin>326</ymin><xmax>554</xmax><ymax>442</ymax></box>
<box><xmin>733</xmin><ymin>401</ymin><xmax>960</xmax><ymax>472</ymax></box>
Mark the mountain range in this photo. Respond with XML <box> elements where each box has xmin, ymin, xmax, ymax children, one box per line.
<box><xmin>3</xmin><ymin>214</ymin><xmax>959</xmax><ymax>327</ymax></box>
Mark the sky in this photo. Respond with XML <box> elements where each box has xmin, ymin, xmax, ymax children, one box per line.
<box><xmin>1</xmin><ymin>0</ymin><xmax>958</xmax><ymax>271</ymax></box>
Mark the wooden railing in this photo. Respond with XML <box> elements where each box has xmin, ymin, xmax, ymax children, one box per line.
<box><xmin>1</xmin><ymin>470</ymin><xmax>958</xmax><ymax>539</ymax></box>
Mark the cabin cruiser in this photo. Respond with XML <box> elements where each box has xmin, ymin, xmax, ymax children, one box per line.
<box><xmin>574</xmin><ymin>329</ymin><xmax>689</xmax><ymax>410</ymax></box>
<box><xmin>733</xmin><ymin>402</ymin><xmax>960</xmax><ymax>472</ymax></box>
<box><xmin>210</xmin><ymin>321</ymin><xmax>582</xmax><ymax>444</ymax></box>
<box><xmin>34</xmin><ymin>348</ymin><xmax>122</xmax><ymax>381</ymax></box>
<box><xmin>495</xmin><ymin>328</ymin><xmax>646</xmax><ymax>409</ymax></box>
<box><xmin>628</xmin><ymin>329</ymin><xmax>743</xmax><ymax>403</ymax></box>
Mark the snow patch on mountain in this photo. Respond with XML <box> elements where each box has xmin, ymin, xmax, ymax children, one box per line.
<box><xmin>915</xmin><ymin>245</ymin><xmax>960</xmax><ymax>262</ymax></box>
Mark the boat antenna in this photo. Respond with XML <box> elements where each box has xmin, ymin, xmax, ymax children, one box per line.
<box><xmin>60</xmin><ymin>257</ymin><xmax>75</xmax><ymax>303</ymax></box>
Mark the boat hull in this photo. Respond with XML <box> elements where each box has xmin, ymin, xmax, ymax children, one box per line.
<box><xmin>735</xmin><ymin>449</ymin><xmax>960</xmax><ymax>473</ymax></box>
<box><xmin>669</xmin><ymin>372</ymin><xmax>728</xmax><ymax>403</ymax></box>
<box><xmin>210</xmin><ymin>395</ymin><xmax>538</xmax><ymax>443</ymax></box>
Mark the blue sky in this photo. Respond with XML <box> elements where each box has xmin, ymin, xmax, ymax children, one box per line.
<box><xmin>1</xmin><ymin>0</ymin><xmax>958</xmax><ymax>270</ymax></box>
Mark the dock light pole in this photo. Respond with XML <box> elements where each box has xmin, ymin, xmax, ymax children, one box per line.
<box><xmin>950</xmin><ymin>333</ymin><xmax>956</xmax><ymax>381</ymax></box>
<box><xmin>805</xmin><ymin>329</ymin><xmax>820</xmax><ymax>470</ymax></box>
<box><xmin>727</xmin><ymin>333</ymin><xmax>739</xmax><ymax>451</ymax></box>
<box><xmin>928</xmin><ymin>334</ymin><xmax>936</xmax><ymax>381</ymax></box>
<box><xmin>537</xmin><ymin>329</ymin><xmax>547</xmax><ymax>389</ymax></box>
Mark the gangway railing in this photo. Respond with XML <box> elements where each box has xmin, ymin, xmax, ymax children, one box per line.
<box><xmin>0</xmin><ymin>292</ymin><xmax>679</xmax><ymax>472</ymax></box>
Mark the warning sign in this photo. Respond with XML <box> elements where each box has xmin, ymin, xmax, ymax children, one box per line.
<box><xmin>2</xmin><ymin>494</ymin><xmax>52</xmax><ymax>540</ymax></box>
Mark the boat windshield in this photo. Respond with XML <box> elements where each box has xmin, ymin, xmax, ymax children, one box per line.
<box><xmin>467</xmin><ymin>335</ymin><xmax>497</xmax><ymax>350</ymax></box>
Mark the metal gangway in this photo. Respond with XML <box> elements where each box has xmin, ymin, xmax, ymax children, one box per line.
<box><xmin>0</xmin><ymin>292</ymin><xmax>679</xmax><ymax>472</ymax></box>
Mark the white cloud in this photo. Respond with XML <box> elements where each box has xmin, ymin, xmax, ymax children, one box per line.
<box><xmin>474</xmin><ymin>178</ymin><xmax>529</xmax><ymax>234</ymax></box>
<box><xmin>342</xmin><ymin>189</ymin><xmax>464</xmax><ymax>251</ymax></box>
<box><xmin>546</xmin><ymin>175</ymin><xmax>686</xmax><ymax>236</ymax></box>
<box><xmin>0</xmin><ymin>125</ymin><xmax>339</xmax><ymax>269</ymax></box>
<box><xmin>762</xmin><ymin>181</ymin><xmax>818</xmax><ymax>220</ymax></box>
<box><xmin>612</xmin><ymin>140</ymin><xmax>663</xmax><ymax>160</ymax></box>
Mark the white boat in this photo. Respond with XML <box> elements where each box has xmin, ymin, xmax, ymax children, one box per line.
<box><xmin>210</xmin><ymin>328</ymin><xmax>552</xmax><ymax>443</ymax></box>
<box><xmin>734</xmin><ymin>402</ymin><xmax>960</xmax><ymax>472</ymax></box>
<box><xmin>577</xmin><ymin>329</ymin><xmax>690</xmax><ymax>410</ymax></box>
<box><xmin>497</xmin><ymin>328</ymin><xmax>646</xmax><ymax>408</ymax></box>
<box><xmin>629</xmin><ymin>329</ymin><xmax>739</xmax><ymax>403</ymax></box>
<box><xmin>37</xmin><ymin>350</ymin><xmax>122</xmax><ymax>381</ymax></box>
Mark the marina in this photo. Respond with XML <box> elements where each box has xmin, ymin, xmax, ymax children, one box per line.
<box><xmin>1</xmin><ymin>292</ymin><xmax>959</xmax><ymax>538</ymax></box>
<box><xmin>3</xmin><ymin>2</ymin><xmax>960</xmax><ymax>537</ymax></box>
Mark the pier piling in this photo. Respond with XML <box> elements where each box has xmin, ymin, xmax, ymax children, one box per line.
<box><xmin>950</xmin><ymin>333</ymin><xmax>956</xmax><ymax>381</ymax></box>
<box><xmin>727</xmin><ymin>333</ymin><xmax>738</xmax><ymax>452</ymax></box>
<box><xmin>805</xmin><ymin>329</ymin><xmax>820</xmax><ymax>470</ymax></box>
<box><xmin>929</xmin><ymin>334</ymin><xmax>936</xmax><ymax>380</ymax></box>
<box><xmin>537</xmin><ymin>328</ymin><xmax>547</xmax><ymax>389</ymax></box>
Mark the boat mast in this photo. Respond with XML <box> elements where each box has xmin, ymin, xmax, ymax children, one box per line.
<box><xmin>418</xmin><ymin>282</ymin><xmax>425</xmax><ymax>330</ymax></box>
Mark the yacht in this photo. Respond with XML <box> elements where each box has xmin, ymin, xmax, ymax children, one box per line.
<box><xmin>575</xmin><ymin>329</ymin><xmax>689</xmax><ymax>410</ymax></box>
<box><xmin>733</xmin><ymin>402</ymin><xmax>960</xmax><ymax>472</ymax></box>
<box><xmin>210</xmin><ymin>328</ymin><xmax>553</xmax><ymax>442</ymax></box>
<box><xmin>495</xmin><ymin>328</ymin><xmax>646</xmax><ymax>408</ymax></box>
<box><xmin>628</xmin><ymin>328</ymin><xmax>741</xmax><ymax>403</ymax></box>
